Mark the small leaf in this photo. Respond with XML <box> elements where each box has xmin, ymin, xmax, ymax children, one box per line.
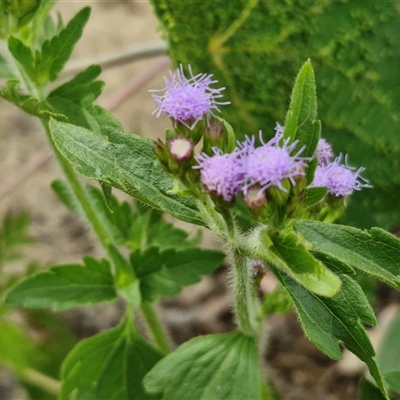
<box><xmin>4</xmin><ymin>257</ymin><xmax>116</xmax><ymax>310</ymax></box>
<box><xmin>7</xmin><ymin>36</ymin><xmax>36</xmax><ymax>80</ymax></box>
<box><xmin>144</xmin><ymin>332</ymin><xmax>261</xmax><ymax>400</ymax></box>
<box><xmin>359</xmin><ymin>378</ymin><xmax>389</xmax><ymax>400</ymax></box>
<box><xmin>270</xmin><ymin>230</ymin><xmax>341</xmax><ymax>297</ymax></box>
<box><xmin>304</xmin><ymin>186</ymin><xmax>327</xmax><ymax>207</ymax></box>
<box><xmin>49</xmin><ymin>119</ymin><xmax>204</xmax><ymax>226</ymax></box>
<box><xmin>0</xmin><ymin>79</ymin><xmax>65</xmax><ymax>120</ymax></box>
<box><xmin>296</xmin><ymin>221</ymin><xmax>400</xmax><ymax>291</ymax></box>
<box><xmin>384</xmin><ymin>371</ymin><xmax>400</xmax><ymax>393</ymax></box>
<box><xmin>0</xmin><ymin>54</ymin><xmax>15</xmax><ymax>79</ymax></box>
<box><xmin>38</xmin><ymin>7</ymin><xmax>91</xmax><ymax>82</ymax></box>
<box><xmin>61</xmin><ymin>316</ymin><xmax>163</xmax><ymax>400</ymax></box>
<box><xmin>283</xmin><ymin>59</ymin><xmax>320</xmax><ymax>157</ymax></box>
<box><xmin>51</xmin><ymin>179</ymin><xmax>83</xmax><ymax>216</ymax></box>
<box><xmin>272</xmin><ymin>266</ymin><xmax>388</xmax><ymax>399</ymax></box>
<box><xmin>132</xmin><ymin>247</ymin><xmax>224</xmax><ymax>302</ymax></box>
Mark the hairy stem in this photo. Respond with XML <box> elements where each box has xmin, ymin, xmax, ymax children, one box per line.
<box><xmin>141</xmin><ymin>302</ymin><xmax>172</xmax><ymax>354</ymax></box>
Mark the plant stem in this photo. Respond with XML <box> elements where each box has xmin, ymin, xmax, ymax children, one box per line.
<box><xmin>141</xmin><ymin>302</ymin><xmax>172</xmax><ymax>354</ymax></box>
<box><xmin>202</xmin><ymin>199</ymin><xmax>258</xmax><ymax>336</ymax></box>
<box><xmin>21</xmin><ymin>368</ymin><xmax>61</xmax><ymax>396</ymax></box>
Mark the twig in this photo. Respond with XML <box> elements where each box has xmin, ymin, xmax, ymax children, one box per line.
<box><xmin>100</xmin><ymin>55</ymin><xmax>170</xmax><ymax>112</ymax></box>
<box><xmin>63</xmin><ymin>41</ymin><xmax>168</xmax><ymax>76</ymax></box>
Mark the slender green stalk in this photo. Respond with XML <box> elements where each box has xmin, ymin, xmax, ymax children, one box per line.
<box><xmin>20</xmin><ymin>368</ymin><xmax>61</xmax><ymax>396</ymax></box>
<box><xmin>141</xmin><ymin>302</ymin><xmax>172</xmax><ymax>354</ymax></box>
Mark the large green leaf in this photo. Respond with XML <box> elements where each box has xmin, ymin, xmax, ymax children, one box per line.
<box><xmin>270</xmin><ymin>230</ymin><xmax>341</xmax><ymax>297</ymax></box>
<box><xmin>144</xmin><ymin>332</ymin><xmax>261</xmax><ymax>400</ymax></box>
<box><xmin>49</xmin><ymin>119</ymin><xmax>205</xmax><ymax>226</ymax></box>
<box><xmin>296</xmin><ymin>221</ymin><xmax>400</xmax><ymax>291</ymax></box>
<box><xmin>61</xmin><ymin>316</ymin><xmax>163</xmax><ymax>400</ymax></box>
<box><xmin>4</xmin><ymin>257</ymin><xmax>116</xmax><ymax>310</ymax></box>
<box><xmin>272</xmin><ymin>266</ymin><xmax>388</xmax><ymax>399</ymax></box>
<box><xmin>150</xmin><ymin>1</ymin><xmax>400</xmax><ymax>229</ymax></box>
<box><xmin>131</xmin><ymin>246</ymin><xmax>224</xmax><ymax>302</ymax></box>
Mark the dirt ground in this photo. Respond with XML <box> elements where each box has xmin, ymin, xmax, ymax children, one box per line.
<box><xmin>0</xmin><ymin>1</ymin><xmax>395</xmax><ymax>399</ymax></box>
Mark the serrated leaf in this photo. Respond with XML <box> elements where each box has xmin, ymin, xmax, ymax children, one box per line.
<box><xmin>7</xmin><ymin>36</ymin><xmax>36</xmax><ymax>80</ymax></box>
<box><xmin>49</xmin><ymin>119</ymin><xmax>205</xmax><ymax>226</ymax></box>
<box><xmin>296</xmin><ymin>221</ymin><xmax>400</xmax><ymax>291</ymax></box>
<box><xmin>144</xmin><ymin>332</ymin><xmax>261</xmax><ymax>400</ymax></box>
<box><xmin>38</xmin><ymin>7</ymin><xmax>91</xmax><ymax>82</ymax></box>
<box><xmin>283</xmin><ymin>59</ymin><xmax>320</xmax><ymax>157</ymax></box>
<box><xmin>61</xmin><ymin>316</ymin><xmax>163</xmax><ymax>400</ymax></box>
<box><xmin>0</xmin><ymin>79</ymin><xmax>65</xmax><ymax>120</ymax></box>
<box><xmin>131</xmin><ymin>246</ymin><xmax>224</xmax><ymax>302</ymax></box>
<box><xmin>270</xmin><ymin>230</ymin><xmax>341</xmax><ymax>297</ymax></box>
<box><xmin>4</xmin><ymin>257</ymin><xmax>116</xmax><ymax>310</ymax></box>
<box><xmin>272</xmin><ymin>266</ymin><xmax>388</xmax><ymax>399</ymax></box>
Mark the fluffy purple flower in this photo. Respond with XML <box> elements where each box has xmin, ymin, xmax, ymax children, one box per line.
<box><xmin>315</xmin><ymin>138</ymin><xmax>333</xmax><ymax>166</ymax></box>
<box><xmin>150</xmin><ymin>65</ymin><xmax>229</xmax><ymax>130</ymax></box>
<box><xmin>194</xmin><ymin>148</ymin><xmax>245</xmax><ymax>202</ymax></box>
<box><xmin>311</xmin><ymin>155</ymin><xmax>371</xmax><ymax>196</ymax></box>
<box><xmin>240</xmin><ymin>134</ymin><xmax>308</xmax><ymax>194</ymax></box>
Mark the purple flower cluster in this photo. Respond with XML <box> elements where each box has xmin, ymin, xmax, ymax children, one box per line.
<box><xmin>194</xmin><ymin>132</ymin><xmax>307</xmax><ymax>203</ymax></box>
<box><xmin>150</xmin><ymin>65</ymin><xmax>229</xmax><ymax>130</ymax></box>
<box><xmin>311</xmin><ymin>151</ymin><xmax>371</xmax><ymax>197</ymax></box>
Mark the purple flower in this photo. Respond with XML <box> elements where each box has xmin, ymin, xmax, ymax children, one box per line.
<box><xmin>311</xmin><ymin>155</ymin><xmax>371</xmax><ymax>196</ymax></box>
<box><xmin>315</xmin><ymin>138</ymin><xmax>333</xmax><ymax>166</ymax></box>
<box><xmin>240</xmin><ymin>134</ymin><xmax>308</xmax><ymax>194</ymax></box>
<box><xmin>194</xmin><ymin>148</ymin><xmax>245</xmax><ymax>202</ymax></box>
<box><xmin>150</xmin><ymin>65</ymin><xmax>229</xmax><ymax>130</ymax></box>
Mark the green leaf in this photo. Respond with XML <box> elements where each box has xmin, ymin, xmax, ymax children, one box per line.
<box><xmin>272</xmin><ymin>266</ymin><xmax>388</xmax><ymax>399</ymax></box>
<box><xmin>49</xmin><ymin>119</ymin><xmax>205</xmax><ymax>226</ymax></box>
<box><xmin>270</xmin><ymin>230</ymin><xmax>341</xmax><ymax>297</ymax></box>
<box><xmin>131</xmin><ymin>247</ymin><xmax>224</xmax><ymax>302</ymax></box>
<box><xmin>283</xmin><ymin>59</ymin><xmax>320</xmax><ymax>157</ymax></box>
<box><xmin>0</xmin><ymin>319</ymin><xmax>37</xmax><ymax>370</ymax></box>
<box><xmin>7</xmin><ymin>36</ymin><xmax>36</xmax><ymax>79</ymax></box>
<box><xmin>0</xmin><ymin>79</ymin><xmax>65</xmax><ymax>120</ymax></box>
<box><xmin>48</xmin><ymin>64</ymin><xmax>103</xmax><ymax>104</ymax></box>
<box><xmin>37</xmin><ymin>7</ymin><xmax>91</xmax><ymax>83</ymax></box>
<box><xmin>51</xmin><ymin>179</ymin><xmax>84</xmax><ymax>217</ymax></box>
<box><xmin>359</xmin><ymin>379</ymin><xmax>389</xmax><ymax>400</ymax></box>
<box><xmin>296</xmin><ymin>221</ymin><xmax>400</xmax><ymax>291</ymax></box>
<box><xmin>304</xmin><ymin>187</ymin><xmax>328</xmax><ymax>207</ymax></box>
<box><xmin>61</xmin><ymin>316</ymin><xmax>163</xmax><ymax>400</ymax></box>
<box><xmin>376</xmin><ymin>309</ymin><xmax>400</xmax><ymax>393</ymax></box>
<box><xmin>144</xmin><ymin>332</ymin><xmax>261</xmax><ymax>400</ymax></box>
<box><xmin>4</xmin><ymin>256</ymin><xmax>117</xmax><ymax>310</ymax></box>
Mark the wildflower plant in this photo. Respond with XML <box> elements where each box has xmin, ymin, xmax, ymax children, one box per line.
<box><xmin>1</xmin><ymin>3</ymin><xmax>400</xmax><ymax>400</ymax></box>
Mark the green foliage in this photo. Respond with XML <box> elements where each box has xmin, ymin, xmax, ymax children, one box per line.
<box><xmin>61</xmin><ymin>315</ymin><xmax>163</xmax><ymax>400</ymax></box>
<box><xmin>8</xmin><ymin>7</ymin><xmax>90</xmax><ymax>85</ymax></box>
<box><xmin>49</xmin><ymin>119</ymin><xmax>204</xmax><ymax>226</ymax></box>
<box><xmin>0</xmin><ymin>212</ymin><xmax>33</xmax><ymax>267</ymax></box>
<box><xmin>4</xmin><ymin>257</ymin><xmax>117</xmax><ymax>310</ymax></box>
<box><xmin>296</xmin><ymin>221</ymin><xmax>400</xmax><ymax>291</ymax></box>
<box><xmin>131</xmin><ymin>246</ymin><xmax>224</xmax><ymax>302</ymax></box>
<box><xmin>272</xmin><ymin>266</ymin><xmax>387</xmax><ymax>398</ymax></box>
<box><xmin>150</xmin><ymin>0</ymin><xmax>400</xmax><ymax>229</ymax></box>
<box><xmin>144</xmin><ymin>332</ymin><xmax>261</xmax><ymax>400</ymax></box>
<box><xmin>0</xmin><ymin>79</ymin><xmax>65</xmax><ymax>120</ymax></box>
<box><xmin>376</xmin><ymin>309</ymin><xmax>400</xmax><ymax>394</ymax></box>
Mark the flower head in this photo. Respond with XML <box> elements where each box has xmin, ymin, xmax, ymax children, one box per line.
<box><xmin>311</xmin><ymin>155</ymin><xmax>371</xmax><ymax>197</ymax></box>
<box><xmin>168</xmin><ymin>135</ymin><xmax>194</xmax><ymax>161</ymax></box>
<box><xmin>240</xmin><ymin>134</ymin><xmax>308</xmax><ymax>194</ymax></box>
<box><xmin>315</xmin><ymin>138</ymin><xmax>333</xmax><ymax>166</ymax></box>
<box><xmin>150</xmin><ymin>65</ymin><xmax>229</xmax><ymax>130</ymax></box>
<box><xmin>194</xmin><ymin>148</ymin><xmax>244</xmax><ymax>202</ymax></box>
